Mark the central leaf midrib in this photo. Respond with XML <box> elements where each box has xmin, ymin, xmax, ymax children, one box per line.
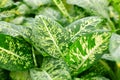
<box><xmin>43</xmin><ymin>70</ymin><xmax>53</xmax><ymax>80</ymax></box>
<box><xmin>0</xmin><ymin>46</ymin><xmax>21</xmax><ymax>58</ymax></box>
<box><xmin>76</xmin><ymin>34</ymin><xmax>110</xmax><ymax>71</ymax></box>
<box><xmin>41</xmin><ymin>17</ymin><xmax>62</xmax><ymax>55</ymax></box>
<box><xmin>69</xmin><ymin>19</ymin><xmax>99</xmax><ymax>41</ymax></box>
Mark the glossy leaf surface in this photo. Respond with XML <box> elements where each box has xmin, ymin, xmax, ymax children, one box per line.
<box><xmin>30</xmin><ymin>57</ymin><xmax>71</xmax><ymax>80</ymax></box>
<box><xmin>31</xmin><ymin>15</ymin><xmax>69</xmax><ymax>58</ymax></box>
<box><xmin>0</xmin><ymin>21</ymin><xmax>32</xmax><ymax>42</ymax></box>
<box><xmin>0</xmin><ymin>34</ymin><xmax>34</xmax><ymax>71</ymax></box>
<box><xmin>65</xmin><ymin>16</ymin><xmax>103</xmax><ymax>42</ymax></box>
<box><xmin>64</xmin><ymin>17</ymin><xmax>111</xmax><ymax>75</ymax></box>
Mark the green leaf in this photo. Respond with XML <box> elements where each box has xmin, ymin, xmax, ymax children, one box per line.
<box><xmin>109</xmin><ymin>33</ymin><xmax>120</xmax><ymax>62</ymax></box>
<box><xmin>64</xmin><ymin>19</ymin><xmax>111</xmax><ymax>75</ymax></box>
<box><xmin>65</xmin><ymin>32</ymin><xmax>111</xmax><ymax>75</ymax></box>
<box><xmin>0</xmin><ymin>34</ymin><xmax>34</xmax><ymax>71</ymax></box>
<box><xmin>30</xmin><ymin>57</ymin><xmax>71</xmax><ymax>80</ymax></box>
<box><xmin>65</xmin><ymin>16</ymin><xmax>103</xmax><ymax>42</ymax></box>
<box><xmin>0</xmin><ymin>0</ymin><xmax>14</xmax><ymax>8</ymax></box>
<box><xmin>17</xmin><ymin>4</ymin><xmax>30</xmax><ymax>15</ymax></box>
<box><xmin>0</xmin><ymin>21</ymin><xmax>32</xmax><ymax>42</ymax></box>
<box><xmin>0</xmin><ymin>10</ymin><xmax>15</xmax><ymax>20</ymax></box>
<box><xmin>23</xmin><ymin>0</ymin><xmax>52</xmax><ymax>9</ymax></box>
<box><xmin>38</xmin><ymin>7</ymin><xmax>62</xmax><ymax>21</ymax></box>
<box><xmin>10</xmin><ymin>70</ymin><xmax>32</xmax><ymax>80</ymax></box>
<box><xmin>31</xmin><ymin>15</ymin><xmax>69</xmax><ymax>58</ymax></box>
<box><xmin>66</xmin><ymin>0</ymin><xmax>109</xmax><ymax>19</ymax></box>
<box><xmin>53</xmin><ymin>0</ymin><xmax>71</xmax><ymax>20</ymax></box>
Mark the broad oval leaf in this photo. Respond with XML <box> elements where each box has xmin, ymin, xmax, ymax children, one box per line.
<box><xmin>65</xmin><ymin>16</ymin><xmax>103</xmax><ymax>42</ymax></box>
<box><xmin>64</xmin><ymin>17</ymin><xmax>111</xmax><ymax>75</ymax></box>
<box><xmin>66</xmin><ymin>0</ymin><xmax>109</xmax><ymax>19</ymax></box>
<box><xmin>0</xmin><ymin>21</ymin><xmax>32</xmax><ymax>42</ymax></box>
<box><xmin>31</xmin><ymin>15</ymin><xmax>69</xmax><ymax>58</ymax></box>
<box><xmin>64</xmin><ymin>32</ymin><xmax>111</xmax><ymax>75</ymax></box>
<box><xmin>109</xmin><ymin>33</ymin><xmax>120</xmax><ymax>62</ymax></box>
<box><xmin>30</xmin><ymin>57</ymin><xmax>71</xmax><ymax>80</ymax></box>
<box><xmin>23</xmin><ymin>0</ymin><xmax>52</xmax><ymax>9</ymax></box>
<box><xmin>0</xmin><ymin>34</ymin><xmax>34</xmax><ymax>71</ymax></box>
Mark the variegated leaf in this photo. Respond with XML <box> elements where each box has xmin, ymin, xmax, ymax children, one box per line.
<box><xmin>0</xmin><ymin>34</ymin><xmax>34</xmax><ymax>71</ymax></box>
<box><xmin>53</xmin><ymin>0</ymin><xmax>71</xmax><ymax>20</ymax></box>
<box><xmin>31</xmin><ymin>15</ymin><xmax>69</xmax><ymax>58</ymax></box>
<box><xmin>64</xmin><ymin>31</ymin><xmax>111</xmax><ymax>75</ymax></box>
<box><xmin>30</xmin><ymin>57</ymin><xmax>71</xmax><ymax>80</ymax></box>
<box><xmin>65</xmin><ymin>16</ymin><xmax>103</xmax><ymax>42</ymax></box>
<box><xmin>0</xmin><ymin>21</ymin><xmax>32</xmax><ymax>42</ymax></box>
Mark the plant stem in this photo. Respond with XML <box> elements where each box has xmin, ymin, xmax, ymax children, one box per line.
<box><xmin>99</xmin><ymin>60</ymin><xmax>117</xmax><ymax>80</ymax></box>
<box><xmin>32</xmin><ymin>47</ymin><xmax>37</xmax><ymax>67</ymax></box>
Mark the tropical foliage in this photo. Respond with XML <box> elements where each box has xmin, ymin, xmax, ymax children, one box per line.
<box><xmin>0</xmin><ymin>0</ymin><xmax>120</xmax><ymax>80</ymax></box>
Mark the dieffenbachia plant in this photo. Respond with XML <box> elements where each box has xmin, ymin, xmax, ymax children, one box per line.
<box><xmin>0</xmin><ymin>15</ymin><xmax>112</xmax><ymax>79</ymax></box>
<box><xmin>31</xmin><ymin>15</ymin><xmax>69</xmax><ymax>58</ymax></box>
<box><xmin>66</xmin><ymin>0</ymin><xmax>116</xmax><ymax>31</ymax></box>
<box><xmin>30</xmin><ymin>57</ymin><xmax>71</xmax><ymax>80</ymax></box>
<box><xmin>0</xmin><ymin>22</ymin><xmax>34</xmax><ymax>71</ymax></box>
<box><xmin>0</xmin><ymin>0</ymin><xmax>117</xmax><ymax>79</ymax></box>
<box><xmin>32</xmin><ymin>15</ymin><xmax>111</xmax><ymax>76</ymax></box>
<box><xmin>64</xmin><ymin>16</ymin><xmax>111</xmax><ymax>75</ymax></box>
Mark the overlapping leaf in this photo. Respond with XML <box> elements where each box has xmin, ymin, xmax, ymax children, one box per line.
<box><xmin>30</xmin><ymin>57</ymin><xmax>71</xmax><ymax>80</ymax></box>
<box><xmin>0</xmin><ymin>21</ymin><xmax>34</xmax><ymax>71</ymax></box>
<box><xmin>23</xmin><ymin>0</ymin><xmax>52</xmax><ymax>9</ymax></box>
<box><xmin>31</xmin><ymin>15</ymin><xmax>69</xmax><ymax>58</ymax></box>
<box><xmin>53</xmin><ymin>0</ymin><xmax>71</xmax><ymax>20</ymax></box>
<box><xmin>0</xmin><ymin>34</ymin><xmax>34</xmax><ymax>71</ymax></box>
<box><xmin>38</xmin><ymin>7</ymin><xmax>62</xmax><ymax>21</ymax></box>
<box><xmin>66</xmin><ymin>0</ymin><xmax>109</xmax><ymax>19</ymax></box>
<box><xmin>0</xmin><ymin>21</ymin><xmax>32</xmax><ymax>42</ymax></box>
<box><xmin>109</xmin><ymin>33</ymin><xmax>120</xmax><ymax>62</ymax></box>
<box><xmin>64</xmin><ymin>17</ymin><xmax>111</xmax><ymax>75</ymax></box>
<box><xmin>65</xmin><ymin>16</ymin><xmax>103</xmax><ymax>42</ymax></box>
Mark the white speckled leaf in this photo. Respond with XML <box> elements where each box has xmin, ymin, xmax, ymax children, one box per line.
<box><xmin>0</xmin><ymin>21</ymin><xmax>32</xmax><ymax>42</ymax></box>
<box><xmin>53</xmin><ymin>0</ymin><xmax>71</xmax><ymax>19</ymax></box>
<box><xmin>64</xmin><ymin>16</ymin><xmax>111</xmax><ymax>75</ymax></box>
<box><xmin>0</xmin><ymin>34</ymin><xmax>34</xmax><ymax>71</ymax></box>
<box><xmin>31</xmin><ymin>15</ymin><xmax>69</xmax><ymax>58</ymax></box>
<box><xmin>64</xmin><ymin>31</ymin><xmax>111</xmax><ymax>75</ymax></box>
<box><xmin>30</xmin><ymin>57</ymin><xmax>71</xmax><ymax>80</ymax></box>
<box><xmin>65</xmin><ymin>16</ymin><xmax>103</xmax><ymax>42</ymax></box>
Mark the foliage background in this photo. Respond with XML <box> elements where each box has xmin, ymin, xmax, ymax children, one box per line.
<box><xmin>0</xmin><ymin>0</ymin><xmax>120</xmax><ymax>80</ymax></box>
